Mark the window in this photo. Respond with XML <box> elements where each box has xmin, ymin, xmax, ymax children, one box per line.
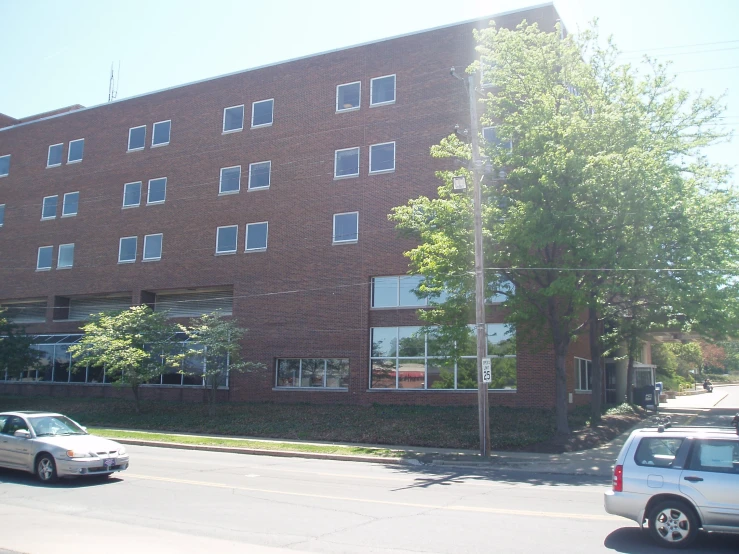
<box><xmin>118</xmin><ymin>236</ymin><xmax>137</xmax><ymax>263</ymax></box>
<box><xmin>147</xmin><ymin>177</ymin><xmax>167</xmax><ymax>204</ymax></box>
<box><xmin>41</xmin><ymin>195</ymin><xmax>58</xmax><ymax>220</ymax></box>
<box><xmin>0</xmin><ymin>154</ymin><xmax>9</xmax><ymax>177</ymax></box>
<box><xmin>370</xmin><ymin>74</ymin><xmax>396</xmax><ymax>106</ymax></box>
<box><xmin>687</xmin><ymin>439</ymin><xmax>739</xmax><ymax>473</ymax></box>
<box><xmin>47</xmin><ymin>143</ymin><xmax>63</xmax><ymax>167</ymax></box>
<box><xmin>635</xmin><ymin>437</ymin><xmax>684</xmax><ymax>468</ymax></box>
<box><xmin>216</xmin><ymin>225</ymin><xmax>237</xmax><ymax>254</ymax></box>
<box><xmin>488</xmin><ymin>276</ymin><xmax>515</xmax><ymax>303</ymax></box>
<box><xmin>123</xmin><ymin>182</ymin><xmax>142</xmax><ymax>208</ymax></box>
<box><xmin>370</xmin><ymin>324</ymin><xmax>516</xmax><ymax>390</ymax></box>
<box><xmin>372</xmin><ymin>276</ymin><xmax>426</xmax><ymax>308</ymax></box>
<box><xmin>369</xmin><ymin>141</ymin><xmax>395</xmax><ymax>173</ymax></box>
<box><xmin>248</xmin><ymin>161</ymin><xmax>271</xmax><ymax>190</ymax></box>
<box><xmin>336</xmin><ymin>82</ymin><xmax>360</xmax><ymax>112</ymax></box>
<box><xmin>219</xmin><ymin>166</ymin><xmax>241</xmax><ymax>194</ymax></box>
<box><xmin>57</xmin><ymin>243</ymin><xmax>74</xmax><ymax>269</ymax></box>
<box><xmin>245</xmin><ymin>222</ymin><xmax>268</xmax><ymax>251</ymax></box>
<box><xmin>576</xmin><ymin>357</ymin><xmax>593</xmax><ymax>391</ymax></box>
<box><xmin>67</xmin><ymin>138</ymin><xmax>84</xmax><ymax>163</ymax></box>
<box><xmin>0</xmin><ymin>204</ymin><xmax>4</xmax><ymax>226</ymax></box>
<box><xmin>128</xmin><ymin>125</ymin><xmax>146</xmax><ymax>151</ymax></box>
<box><xmin>334</xmin><ymin>147</ymin><xmax>359</xmax><ymax>178</ymax></box>
<box><xmin>251</xmin><ymin>99</ymin><xmax>274</xmax><ymax>127</ymax></box>
<box><xmin>37</xmin><ymin>246</ymin><xmax>53</xmax><ymax>270</ymax></box>
<box><xmin>62</xmin><ymin>192</ymin><xmax>79</xmax><ymax>217</ymax></box>
<box><xmin>276</xmin><ymin>358</ymin><xmax>349</xmax><ymax>389</ymax></box>
<box><xmin>333</xmin><ymin>212</ymin><xmax>358</xmax><ymax>243</ymax></box>
<box><xmin>223</xmin><ymin>105</ymin><xmax>244</xmax><ymax>133</ymax></box>
<box><xmin>152</xmin><ymin>120</ymin><xmax>171</xmax><ymax>147</ymax></box>
<box><xmin>143</xmin><ymin>233</ymin><xmax>163</xmax><ymax>261</ymax></box>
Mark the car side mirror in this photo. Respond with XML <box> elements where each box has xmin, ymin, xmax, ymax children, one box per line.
<box><xmin>13</xmin><ymin>429</ymin><xmax>31</xmax><ymax>439</ymax></box>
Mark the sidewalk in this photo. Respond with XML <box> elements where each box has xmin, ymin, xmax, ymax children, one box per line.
<box><xmin>114</xmin><ymin>413</ymin><xmax>696</xmax><ymax>478</ymax></box>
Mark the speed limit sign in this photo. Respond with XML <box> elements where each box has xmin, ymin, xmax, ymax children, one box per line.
<box><xmin>482</xmin><ymin>358</ymin><xmax>492</xmax><ymax>383</ymax></box>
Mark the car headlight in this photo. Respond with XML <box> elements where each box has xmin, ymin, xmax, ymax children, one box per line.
<box><xmin>118</xmin><ymin>446</ymin><xmax>127</xmax><ymax>456</ymax></box>
<box><xmin>66</xmin><ymin>450</ymin><xmax>93</xmax><ymax>458</ymax></box>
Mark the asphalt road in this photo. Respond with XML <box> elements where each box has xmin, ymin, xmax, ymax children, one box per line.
<box><xmin>1</xmin><ymin>445</ymin><xmax>738</xmax><ymax>553</ymax></box>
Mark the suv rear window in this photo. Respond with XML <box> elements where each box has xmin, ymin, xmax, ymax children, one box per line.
<box><xmin>634</xmin><ymin>437</ymin><xmax>684</xmax><ymax>468</ymax></box>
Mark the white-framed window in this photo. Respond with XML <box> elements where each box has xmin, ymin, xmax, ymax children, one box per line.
<box><xmin>245</xmin><ymin>221</ymin><xmax>268</xmax><ymax>251</ymax></box>
<box><xmin>128</xmin><ymin>125</ymin><xmax>146</xmax><ymax>151</ymax></box>
<box><xmin>370</xmin><ymin>74</ymin><xmax>396</xmax><ymax>106</ymax></box>
<box><xmin>47</xmin><ymin>143</ymin><xmax>63</xmax><ymax>167</ymax></box>
<box><xmin>62</xmin><ymin>192</ymin><xmax>79</xmax><ymax>217</ymax></box>
<box><xmin>576</xmin><ymin>357</ymin><xmax>593</xmax><ymax>392</ymax></box>
<box><xmin>152</xmin><ymin>120</ymin><xmax>171</xmax><ymax>147</ymax></box>
<box><xmin>219</xmin><ymin>165</ymin><xmax>241</xmax><ymax>194</ymax></box>
<box><xmin>67</xmin><ymin>138</ymin><xmax>84</xmax><ymax>163</ymax></box>
<box><xmin>0</xmin><ymin>204</ymin><xmax>5</xmax><ymax>226</ymax></box>
<box><xmin>369</xmin><ymin>141</ymin><xmax>395</xmax><ymax>174</ymax></box>
<box><xmin>118</xmin><ymin>236</ymin><xmax>137</xmax><ymax>263</ymax></box>
<box><xmin>37</xmin><ymin>246</ymin><xmax>53</xmax><ymax>270</ymax></box>
<box><xmin>372</xmin><ymin>276</ymin><xmax>426</xmax><ymax>308</ymax></box>
<box><xmin>223</xmin><ymin>105</ymin><xmax>245</xmax><ymax>133</ymax></box>
<box><xmin>123</xmin><ymin>181</ymin><xmax>142</xmax><ymax>208</ymax></box>
<box><xmin>251</xmin><ymin>98</ymin><xmax>274</xmax><ymax>128</ymax></box>
<box><xmin>57</xmin><ymin>243</ymin><xmax>74</xmax><ymax>269</ymax></box>
<box><xmin>482</xmin><ymin>126</ymin><xmax>512</xmax><ymax>150</ymax></box>
<box><xmin>147</xmin><ymin>177</ymin><xmax>167</xmax><ymax>204</ymax></box>
<box><xmin>336</xmin><ymin>81</ymin><xmax>360</xmax><ymax>112</ymax></box>
<box><xmin>216</xmin><ymin>225</ymin><xmax>238</xmax><ymax>254</ymax></box>
<box><xmin>333</xmin><ymin>211</ymin><xmax>358</xmax><ymax>243</ymax></box>
<box><xmin>143</xmin><ymin>233</ymin><xmax>163</xmax><ymax>261</ymax></box>
<box><xmin>41</xmin><ymin>195</ymin><xmax>58</xmax><ymax>220</ymax></box>
<box><xmin>248</xmin><ymin>161</ymin><xmax>271</xmax><ymax>190</ymax></box>
<box><xmin>0</xmin><ymin>154</ymin><xmax>11</xmax><ymax>177</ymax></box>
<box><xmin>334</xmin><ymin>147</ymin><xmax>359</xmax><ymax>178</ymax></box>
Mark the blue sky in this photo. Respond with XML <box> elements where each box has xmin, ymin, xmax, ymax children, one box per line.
<box><xmin>1</xmin><ymin>0</ymin><xmax>736</xmax><ymax>176</ymax></box>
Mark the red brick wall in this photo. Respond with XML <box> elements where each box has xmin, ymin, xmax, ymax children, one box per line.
<box><xmin>0</xmin><ymin>6</ymin><xmax>573</xmax><ymax>409</ymax></box>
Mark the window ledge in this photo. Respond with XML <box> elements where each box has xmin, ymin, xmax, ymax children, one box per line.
<box><xmin>222</xmin><ymin>128</ymin><xmax>243</xmax><ymax>135</ymax></box>
<box><xmin>333</xmin><ymin>240</ymin><xmax>358</xmax><ymax>245</ymax></box>
<box><xmin>366</xmin><ymin>388</ymin><xmax>517</xmax><ymax>393</ymax></box>
<box><xmin>273</xmin><ymin>387</ymin><xmax>348</xmax><ymax>392</ymax></box>
<box><xmin>40</xmin><ymin>217</ymin><xmax>56</xmax><ymax>221</ymax></box>
<box><xmin>251</xmin><ymin>122</ymin><xmax>273</xmax><ymax>129</ymax></box>
<box><xmin>35</xmin><ymin>268</ymin><xmax>52</xmax><ymax>272</ymax></box>
<box><xmin>66</xmin><ymin>159</ymin><xmax>82</xmax><ymax>165</ymax></box>
<box><xmin>127</xmin><ymin>147</ymin><xmax>145</xmax><ymax>153</ymax></box>
<box><xmin>46</xmin><ymin>164</ymin><xmax>61</xmax><ymax>169</ymax></box>
<box><xmin>118</xmin><ymin>260</ymin><xmax>136</xmax><ymax>264</ymax></box>
<box><xmin>247</xmin><ymin>186</ymin><xmax>270</xmax><ymax>192</ymax></box>
<box><xmin>218</xmin><ymin>190</ymin><xmax>240</xmax><ymax>196</ymax></box>
<box><xmin>369</xmin><ymin>168</ymin><xmax>395</xmax><ymax>175</ymax></box>
<box><xmin>56</xmin><ymin>266</ymin><xmax>73</xmax><ymax>270</ymax></box>
<box><xmin>122</xmin><ymin>205</ymin><xmax>140</xmax><ymax>209</ymax></box>
<box><xmin>147</xmin><ymin>201</ymin><xmax>165</xmax><ymax>206</ymax></box>
<box><xmin>334</xmin><ymin>174</ymin><xmax>359</xmax><ymax>180</ymax></box>
<box><xmin>370</xmin><ymin>100</ymin><xmax>396</xmax><ymax>108</ymax></box>
<box><xmin>142</xmin><ymin>258</ymin><xmax>161</xmax><ymax>262</ymax></box>
<box><xmin>575</xmin><ymin>389</ymin><xmax>593</xmax><ymax>394</ymax></box>
<box><xmin>61</xmin><ymin>213</ymin><xmax>78</xmax><ymax>218</ymax></box>
<box><xmin>336</xmin><ymin>107</ymin><xmax>360</xmax><ymax>114</ymax></box>
<box><xmin>245</xmin><ymin>248</ymin><xmax>267</xmax><ymax>253</ymax></box>
<box><xmin>215</xmin><ymin>251</ymin><xmax>237</xmax><ymax>256</ymax></box>
<box><xmin>151</xmin><ymin>142</ymin><xmax>170</xmax><ymax>148</ymax></box>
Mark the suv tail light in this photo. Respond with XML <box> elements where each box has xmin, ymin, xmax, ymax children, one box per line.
<box><xmin>613</xmin><ymin>464</ymin><xmax>623</xmax><ymax>492</ymax></box>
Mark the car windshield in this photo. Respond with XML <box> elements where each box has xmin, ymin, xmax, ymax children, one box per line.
<box><xmin>29</xmin><ymin>415</ymin><xmax>88</xmax><ymax>437</ymax></box>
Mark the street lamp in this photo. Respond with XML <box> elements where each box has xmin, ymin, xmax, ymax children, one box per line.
<box><xmin>452</xmin><ymin>68</ymin><xmax>491</xmax><ymax>458</ymax></box>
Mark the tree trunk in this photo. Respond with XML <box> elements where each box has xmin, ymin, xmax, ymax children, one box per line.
<box><xmin>554</xmin><ymin>343</ymin><xmax>570</xmax><ymax>434</ymax></box>
<box><xmin>208</xmin><ymin>381</ymin><xmax>217</xmax><ymax>417</ymax></box>
<box><xmin>589</xmin><ymin>305</ymin><xmax>603</xmax><ymax>425</ymax></box>
<box><xmin>131</xmin><ymin>384</ymin><xmax>141</xmax><ymax>414</ymax></box>
<box><xmin>626</xmin><ymin>355</ymin><xmax>635</xmax><ymax>404</ymax></box>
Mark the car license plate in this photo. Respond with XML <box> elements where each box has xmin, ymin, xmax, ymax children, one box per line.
<box><xmin>103</xmin><ymin>458</ymin><xmax>115</xmax><ymax>468</ymax></box>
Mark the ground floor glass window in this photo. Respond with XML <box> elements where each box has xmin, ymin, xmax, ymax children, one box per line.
<box><xmin>275</xmin><ymin>358</ymin><xmax>349</xmax><ymax>389</ymax></box>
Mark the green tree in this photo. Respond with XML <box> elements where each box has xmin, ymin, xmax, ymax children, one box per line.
<box><xmin>391</xmin><ymin>21</ymin><xmax>739</xmax><ymax>434</ymax></box>
<box><xmin>0</xmin><ymin>308</ymin><xmax>40</xmax><ymax>380</ymax></box>
<box><xmin>184</xmin><ymin>311</ymin><xmax>264</xmax><ymax>417</ymax></box>
<box><xmin>68</xmin><ymin>306</ymin><xmax>181</xmax><ymax>413</ymax></box>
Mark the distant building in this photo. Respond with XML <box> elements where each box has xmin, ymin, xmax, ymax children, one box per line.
<box><xmin>0</xmin><ymin>3</ymin><xmax>609</xmax><ymax>409</ymax></box>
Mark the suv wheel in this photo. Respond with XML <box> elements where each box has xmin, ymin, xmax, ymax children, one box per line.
<box><xmin>648</xmin><ymin>500</ymin><xmax>698</xmax><ymax>548</ymax></box>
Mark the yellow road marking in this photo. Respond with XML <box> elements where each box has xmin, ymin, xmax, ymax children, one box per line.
<box><xmin>127</xmin><ymin>473</ymin><xmax>619</xmax><ymax>521</ymax></box>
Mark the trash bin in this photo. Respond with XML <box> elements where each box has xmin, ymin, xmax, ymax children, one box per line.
<box><xmin>634</xmin><ymin>385</ymin><xmax>656</xmax><ymax>409</ymax></box>
<box><xmin>655</xmin><ymin>382</ymin><xmax>663</xmax><ymax>406</ymax></box>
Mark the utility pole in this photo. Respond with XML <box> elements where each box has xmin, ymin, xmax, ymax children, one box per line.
<box><xmin>467</xmin><ymin>73</ymin><xmax>491</xmax><ymax>458</ymax></box>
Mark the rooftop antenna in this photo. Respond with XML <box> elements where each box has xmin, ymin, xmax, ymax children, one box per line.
<box><xmin>108</xmin><ymin>61</ymin><xmax>120</xmax><ymax>102</ymax></box>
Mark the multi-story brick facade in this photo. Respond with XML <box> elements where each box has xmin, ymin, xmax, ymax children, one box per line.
<box><xmin>1</xmin><ymin>4</ymin><xmax>596</xmax><ymax>409</ymax></box>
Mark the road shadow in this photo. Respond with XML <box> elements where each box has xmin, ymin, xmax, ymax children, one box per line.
<box><xmin>605</xmin><ymin>527</ymin><xmax>739</xmax><ymax>553</ymax></box>
<box><xmin>0</xmin><ymin>467</ymin><xmax>124</xmax><ymax>488</ymax></box>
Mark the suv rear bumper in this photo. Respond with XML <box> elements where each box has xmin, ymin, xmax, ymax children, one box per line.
<box><xmin>604</xmin><ymin>490</ymin><xmax>647</xmax><ymax>527</ymax></box>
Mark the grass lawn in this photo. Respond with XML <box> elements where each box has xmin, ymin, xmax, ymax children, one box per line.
<box><xmin>0</xmin><ymin>395</ymin><xmax>566</xmax><ymax>451</ymax></box>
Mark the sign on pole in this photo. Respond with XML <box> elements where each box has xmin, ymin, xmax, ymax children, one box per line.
<box><xmin>482</xmin><ymin>358</ymin><xmax>492</xmax><ymax>384</ymax></box>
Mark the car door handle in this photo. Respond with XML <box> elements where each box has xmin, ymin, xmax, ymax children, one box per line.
<box><xmin>683</xmin><ymin>476</ymin><xmax>704</xmax><ymax>482</ymax></box>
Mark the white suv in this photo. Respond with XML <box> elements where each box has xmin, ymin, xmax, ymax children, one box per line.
<box><xmin>604</xmin><ymin>425</ymin><xmax>739</xmax><ymax>548</ymax></box>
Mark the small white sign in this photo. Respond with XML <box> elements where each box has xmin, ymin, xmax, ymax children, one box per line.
<box><xmin>482</xmin><ymin>358</ymin><xmax>492</xmax><ymax>383</ymax></box>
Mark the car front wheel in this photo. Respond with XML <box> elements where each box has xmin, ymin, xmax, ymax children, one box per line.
<box><xmin>36</xmin><ymin>454</ymin><xmax>58</xmax><ymax>483</ymax></box>
<box><xmin>648</xmin><ymin>499</ymin><xmax>698</xmax><ymax>548</ymax></box>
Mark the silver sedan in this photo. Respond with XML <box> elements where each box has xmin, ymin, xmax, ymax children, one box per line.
<box><xmin>0</xmin><ymin>411</ymin><xmax>129</xmax><ymax>483</ymax></box>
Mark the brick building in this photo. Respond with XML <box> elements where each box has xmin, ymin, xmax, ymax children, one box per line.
<box><xmin>0</xmin><ymin>3</ymin><xmax>601</xmax><ymax>409</ymax></box>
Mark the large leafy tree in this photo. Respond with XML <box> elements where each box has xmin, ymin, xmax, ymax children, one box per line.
<box><xmin>391</xmin><ymin>21</ymin><xmax>739</xmax><ymax>434</ymax></box>
<box><xmin>0</xmin><ymin>308</ymin><xmax>40</xmax><ymax>380</ymax></box>
<box><xmin>68</xmin><ymin>306</ymin><xmax>182</xmax><ymax>413</ymax></box>
<box><xmin>183</xmin><ymin>311</ymin><xmax>264</xmax><ymax>416</ymax></box>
